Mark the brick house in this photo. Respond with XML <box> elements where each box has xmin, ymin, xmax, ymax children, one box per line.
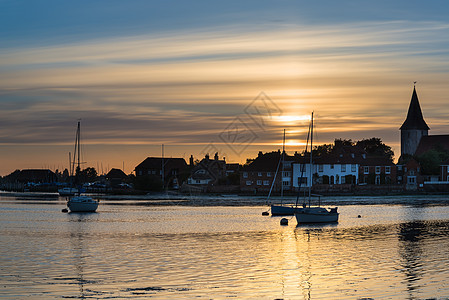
<box><xmin>241</xmin><ymin>151</ymin><xmax>295</xmax><ymax>193</ymax></box>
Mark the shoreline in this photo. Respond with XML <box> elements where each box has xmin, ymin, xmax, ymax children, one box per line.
<box><xmin>2</xmin><ymin>190</ymin><xmax>449</xmax><ymax>207</ymax></box>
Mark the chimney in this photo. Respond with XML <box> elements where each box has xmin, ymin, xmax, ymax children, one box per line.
<box><xmin>189</xmin><ymin>155</ymin><xmax>194</xmax><ymax>166</ymax></box>
<box><xmin>214</xmin><ymin>152</ymin><xmax>219</xmax><ymax>160</ymax></box>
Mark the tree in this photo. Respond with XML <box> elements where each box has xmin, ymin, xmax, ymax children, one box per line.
<box><xmin>356</xmin><ymin>138</ymin><xmax>394</xmax><ymax>162</ymax></box>
<box><xmin>416</xmin><ymin>148</ymin><xmax>449</xmax><ymax>175</ymax></box>
<box><xmin>312</xmin><ymin>144</ymin><xmax>333</xmax><ymax>157</ymax></box>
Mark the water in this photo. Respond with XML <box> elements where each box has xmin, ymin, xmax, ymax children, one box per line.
<box><xmin>1</xmin><ymin>194</ymin><xmax>449</xmax><ymax>299</ymax></box>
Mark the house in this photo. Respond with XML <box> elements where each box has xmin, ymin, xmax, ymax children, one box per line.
<box><xmin>358</xmin><ymin>156</ymin><xmax>396</xmax><ymax>185</ymax></box>
<box><xmin>16</xmin><ymin>169</ymin><xmax>57</xmax><ymax>184</ymax></box>
<box><xmin>292</xmin><ymin>139</ymin><xmax>396</xmax><ymax>192</ymax></box>
<box><xmin>241</xmin><ymin>150</ymin><xmax>295</xmax><ymax>193</ymax></box>
<box><xmin>134</xmin><ymin>157</ymin><xmax>188</xmax><ymax>188</ymax></box>
<box><xmin>106</xmin><ymin>168</ymin><xmax>128</xmax><ymax>187</ymax></box>
<box><xmin>187</xmin><ymin>153</ymin><xmax>228</xmax><ymax>186</ymax></box>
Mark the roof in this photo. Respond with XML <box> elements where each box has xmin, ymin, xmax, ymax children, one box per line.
<box><xmin>106</xmin><ymin>168</ymin><xmax>128</xmax><ymax>179</ymax></box>
<box><xmin>414</xmin><ymin>135</ymin><xmax>449</xmax><ymax>156</ymax></box>
<box><xmin>400</xmin><ymin>86</ymin><xmax>430</xmax><ymax>130</ymax></box>
<box><xmin>135</xmin><ymin>157</ymin><xmax>187</xmax><ymax>171</ymax></box>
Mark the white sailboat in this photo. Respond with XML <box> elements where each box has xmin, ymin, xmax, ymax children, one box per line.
<box><xmin>67</xmin><ymin>121</ymin><xmax>99</xmax><ymax>213</ymax></box>
<box><xmin>295</xmin><ymin>112</ymin><xmax>339</xmax><ymax>224</ymax></box>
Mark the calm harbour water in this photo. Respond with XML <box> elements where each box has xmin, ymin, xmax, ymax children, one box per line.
<box><xmin>1</xmin><ymin>193</ymin><xmax>449</xmax><ymax>299</ymax></box>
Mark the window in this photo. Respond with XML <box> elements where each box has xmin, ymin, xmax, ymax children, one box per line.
<box><xmin>263</xmin><ymin>180</ymin><xmax>270</xmax><ymax>186</ymax></box>
<box><xmin>330</xmin><ymin>164</ymin><xmax>334</xmax><ymax>169</ymax></box>
<box><xmin>243</xmin><ymin>172</ymin><xmax>248</xmax><ymax>178</ymax></box>
<box><xmin>267</xmin><ymin>172</ymin><xmax>272</xmax><ymax>177</ymax></box>
<box><xmin>283</xmin><ymin>181</ymin><xmax>289</xmax><ymax>186</ymax></box>
<box><xmin>375</xmin><ymin>166</ymin><xmax>381</xmax><ymax>174</ymax></box>
<box><xmin>138</xmin><ymin>171</ymin><xmax>142</xmax><ymax>175</ymax></box>
<box><xmin>196</xmin><ymin>180</ymin><xmax>201</xmax><ymax>184</ymax></box>
<box><xmin>385</xmin><ymin>166</ymin><xmax>391</xmax><ymax>174</ymax></box>
<box><xmin>258</xmin><ymin>172</ymin><xmax>262</xmax><ymax>177</ymax></box>
<box><xmin>351</xmin><ymin>164</ymin><xmax>357</xmax><ymax>172</ymax></box>
<box><xmin>282</xmin><ymin>171</ymin><xmax>290</xmax><ymax>177</ymax></box>
<box><xmin>318</xmin><ymin>165</ymin><xmax>323</xmax><ymax>172</ymax></box>
<box><xmin>246</xmin><ymin>180</ymin><xmax>252</xmax><ymax>185</ymax></box>
<box><xmin>408</xmin><ymin>177</ymin><xmax>416</xmax><ymax>184</ymax></box>
<box><xmin>257</xmin><ymin>180</ymin><xmax>262</xmax><ymax>185</ymax></box>
<box><xmin>147</xmin><ymin>170</ymin><xmax>151</xmax><ymax>175</ymax></box>
<box><xmin>364</xmin><ymin>166</ymin><xmax>369</xmax><ymax>174</ymax></box>
<box><xmin>341</xmin><ymin>164</ymin><xmax>346</xmax><ymax>172</ymax></box>
<box><xmin>410</xmin><ymin>170</ymin><xmax>415</xmax><ymax>176</ymax></box>
<box><xmin>397</xmin><ymin>165</ymin><xmax>403</xmax><ymax>171</ymax></box>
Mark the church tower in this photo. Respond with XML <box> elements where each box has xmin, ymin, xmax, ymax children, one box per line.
<box><xmin>400</xmin><ymin>85</ymin><xmax>429</xmax><ymax>157</ymax></box>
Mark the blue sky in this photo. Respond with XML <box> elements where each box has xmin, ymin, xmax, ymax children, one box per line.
<box><xmin>1</xmin><ymin>0</ymin><xmax>449</xmax><ymax>175</ymax></box>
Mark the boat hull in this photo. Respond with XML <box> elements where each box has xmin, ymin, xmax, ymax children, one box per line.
<box><xmin>67</xmin><ymin>196</ymin><xmax>99</xmax><ymax>212</ymax></box>
<box><xmin>295</xmin><ymin>207</ymin><xmax>339</xmax><ymax>223</ymax></box>
<box><xmin>58</xmin><ymin>187</ymin><xmax>78</xmax><ymax>197</ymax></box>
<box><xmin>271</xmin><ymin>205</ymin><xmax>302</xmax><ymax>216</ymax></box>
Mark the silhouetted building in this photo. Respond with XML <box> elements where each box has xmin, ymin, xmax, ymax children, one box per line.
<box><xmin>134</xmin><ymin>157</ymin><xmax>188</xmax><ymax>188</ymax></box>
<box><xmin>400</xmin><ymin>85</ymin><xmax>429</xmax><ymax>157</ymax></box>
<box><xmin>15</xmin><ymin>169</ymin><xmax>57</xmax><ymax>183</ymax></box>
<box><xmin>106</xmin><ymin>168</ymin><xmax>128</xmax><ymax>187</ymax></box>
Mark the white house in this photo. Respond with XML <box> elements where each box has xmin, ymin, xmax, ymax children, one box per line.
<box><xmin>292</xmin><ymin>152</ymin><xmax>360</xmax><ymax>188</ymax></box>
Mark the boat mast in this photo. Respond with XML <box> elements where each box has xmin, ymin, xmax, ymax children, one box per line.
<box><xmin>308</xmin><ymin>112</ymin><xmax>313</xmax><ymax>207</ymax></box>
<box><xmin>161</xmin><ymin>144</ymin><xmax>164</xmax><ymax>189</ymax></box>
<box><xmin>77</xmin><ymin>121</ymin><xmax>80</xmax><ymax>176</ymax></box>
<box><xmin>281</xmin><ymin>129</ymin><xmax>285</xmax><ymax>204</ymax></box>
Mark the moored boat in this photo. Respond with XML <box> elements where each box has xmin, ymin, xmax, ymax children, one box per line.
<box><xmin>295</xmin><ymin>206</ymin><xmax>339</xmax><ymax>223</ymax></box>
<box><xmin>294</xmin><ymin>112</ymin><xmax>339</xmax><ymax>224</ymax></box>
<box><xmin>65</xmin><ymin>121</ymin><xmax>99</xmax><ymax>213</ymax></box>
<box><xmin>67</xmin><ymin>195</ymin><xmax>99</xmax><ymax>212</ymax></box>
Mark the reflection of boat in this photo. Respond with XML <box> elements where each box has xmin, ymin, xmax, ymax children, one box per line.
<box><xmin>59</xmin><ymin>187</ymin><xmax>78</xmax><ymax>196</ymax></box>
<box><xmin>66</xmin><ymin>121</ymin><xmax>99</xmax><ymax>213</ymax></box>
<box><xmin>295</xmin><ymin>112</ymin><xmax>338</xmax><ymax>224</ymax></box>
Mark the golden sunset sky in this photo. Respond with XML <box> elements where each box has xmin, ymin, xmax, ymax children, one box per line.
<box><xmin>1</xmin><ymin>1</ymin><xmax>449</xmax><ymax>175</ymax></box>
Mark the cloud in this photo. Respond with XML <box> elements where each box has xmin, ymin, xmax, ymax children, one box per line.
<box><xmin>1</xmin><ymin>20</ymin><xmax>449</xmax><ymax>174</ymax></box>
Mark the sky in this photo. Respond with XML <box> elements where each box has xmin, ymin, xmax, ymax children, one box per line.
<box><xmin>1</xmin><ymin>0</ymin><xmax>449</xmax><ymax>176</ymax></box>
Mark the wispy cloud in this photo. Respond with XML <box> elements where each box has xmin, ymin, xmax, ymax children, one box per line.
<box><xmin>1</xmin><ymin>20</ymin><xmax>449</xmax><ymax>173</ymax></box>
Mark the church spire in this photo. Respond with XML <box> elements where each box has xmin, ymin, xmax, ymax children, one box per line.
<box><xmin>400</xmin><ymin>85</ymin><xmax>429</xmax><ymax>130</ymax></box>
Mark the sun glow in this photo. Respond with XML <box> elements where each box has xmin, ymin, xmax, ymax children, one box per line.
<box><xmin>272</xmin><ymin>115</ymin><xmax>311</xmax><ymax>126</ymax></box>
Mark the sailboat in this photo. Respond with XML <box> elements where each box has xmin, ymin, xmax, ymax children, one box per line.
<box><xmin>295</xmin><ymin>112</ymin><xmax>339</xmax><ymax>224</ymax></box>
<box><xmin>270</xmin><ymin>129</ymin><xmax>301</xmax><ymax>216</ymax></box>
<box><xmin>66</xmin><ymin>121</ymin><xmax>99</xmax><ymax>213</ymax></box>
